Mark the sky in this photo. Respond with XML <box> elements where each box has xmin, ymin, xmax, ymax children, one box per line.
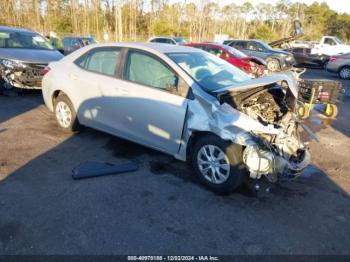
<box><xmin>220</xmin><ymin>0</ymin><xmax>350</xmax><ymax>14</ymax></box>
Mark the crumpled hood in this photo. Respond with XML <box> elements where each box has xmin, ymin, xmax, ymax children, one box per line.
<box><xmin>212</xmin><ymin>72</ymin><xmax>299</xmax><ymax>98</ymax></box>
<box><xmin>0</xmin><ymin>48</ymin><xmax>63</xmax><ymax>64</ymax></box>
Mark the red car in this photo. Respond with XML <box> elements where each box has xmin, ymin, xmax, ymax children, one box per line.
<box><xmin>186</xmin><ymin>42</ymin><xmax>266</xmax><ymax>77</ymax></box>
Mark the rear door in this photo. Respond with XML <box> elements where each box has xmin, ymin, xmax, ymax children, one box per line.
<box><xmin>71</xmin><ymin>47</ymin><xmax>123</xmax><ymax>131</ymax></box>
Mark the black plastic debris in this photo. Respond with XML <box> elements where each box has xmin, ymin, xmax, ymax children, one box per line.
<box><xmin>72</xmin><ymin>161</ymin><xmax>138</xmax><ymax>180</ymax></box>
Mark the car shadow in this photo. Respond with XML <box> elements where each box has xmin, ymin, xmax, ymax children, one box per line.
<box><xmin>0</xmin><ymin>93</ymin><xmax>350</xmax><ymax>254</ymax></box>
<box><xmin>0</xmin><ymin>90</ymin><xmax>43</xmax><ymax>124</ymax></box>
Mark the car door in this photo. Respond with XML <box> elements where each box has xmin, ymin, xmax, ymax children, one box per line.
<box><xmin>246</xmin><ymin>41</ymin><xmax>266</xmax><ymax>60</ymax></box>
<box><xmin>70</xmin><ymin>47</ymin><xmax>123</xmax><ymax>131</ymax></box>
<box><xmin>102</xmin><ymin>49</ymin><xmax>190</xmax><ymax>154</ymax></box>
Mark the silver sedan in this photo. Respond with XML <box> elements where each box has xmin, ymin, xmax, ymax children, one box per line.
<box><xmin>326</xmin><ymin>53</ymin><xmax>350</xmax><ymax>79</ymax></box>
<box><xmin>42</xmin><ymin>43</ymin><xmax>310</xmax><ymax>193</ymax></box>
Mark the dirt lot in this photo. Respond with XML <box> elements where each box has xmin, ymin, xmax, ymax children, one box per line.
<box><xmin>0</xmin><ymin>69</ymin><xmax>349</xmax><ymax>255</ymax></box>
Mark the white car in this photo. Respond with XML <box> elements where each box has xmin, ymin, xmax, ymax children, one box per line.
<box><xmin>42</xmin><ymin>43</ymin><xmax>310</xmax><ymax>193</ymax></box>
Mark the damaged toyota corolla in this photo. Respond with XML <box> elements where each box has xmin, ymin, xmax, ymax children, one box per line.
<box><xmin>0</xmin><ymin>26</ymin><xmax>63</xmax><ymax>91</ymax></box>
<box><xmin>42</xmin><ymin>43</ymin><xmax>310</xmax><ymax>193</ymax></box>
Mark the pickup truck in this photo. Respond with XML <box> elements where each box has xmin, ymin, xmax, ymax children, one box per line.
<box><xmin>311</xmin><ymin>36</ymin><xmax>350</xmax><ymax>56</ymax></box>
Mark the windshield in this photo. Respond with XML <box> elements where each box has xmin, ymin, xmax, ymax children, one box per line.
<box><xmin>0</xmin><ymin>31</ymin><xmax>54</xmax><ymax>50</ymax></box>
<box><xmin>334</xmin><ymin>37</ymin><xmax>343</xmax><ymax>44</ymax></box>
<box><xmin>167</xmin><ymin>52</ymin><xmax>251</xmax><ymax>92</ymax></box>
<box><xmin>222</xmin><ymin>45</ymin><xmax>247</xmax><ymax>59</ymax></box>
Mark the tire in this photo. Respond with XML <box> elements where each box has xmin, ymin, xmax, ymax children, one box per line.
<box><xmin>54</xmin><ymin>94</ymin><xmax>80</xmax><ymax>133</ymax></box>
<box><xmin>338</xmin><ymin>66</ymin><xmax>350</xmax><ymax>79</ymax></box>
<box><xmin>191</xmin><ymin>134</ymin><xmax>247</xmax><ymax>194</ymax></box>
<box><xmin>266</xmin><ymin>58</ymin><xmax>280</xmax><ymax>72</ymax></box>
<box><xmin>324</xmin><ymin>104</ymin><xmax>338</xmax><ymax>118</ymax></box>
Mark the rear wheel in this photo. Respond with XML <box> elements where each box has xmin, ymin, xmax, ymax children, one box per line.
<box><xmin>338</xmin><ymin>66</ymin><xmax>350</xmax><ymax>79</ymax></box>
<box><xmin>191</xmin><ymin>134</ymin><xmax>247</xmax><ymax>193</ymax></box>
<box><xmin>54</xmin><ymin>94</ymin><xmax>80</xmax><ymax>133</ymax></box>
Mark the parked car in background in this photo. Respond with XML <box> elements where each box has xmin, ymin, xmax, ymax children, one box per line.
<box><xmin>60</xmin><ymin>36</ymin><xmax>96</xmax><ymax>55</ymax></box>
<box><xmin>326</xmin><ymin>53</ymin><xmax>350</xmax><ymax>79</ymax></box>
<box><xmin>311</xmin><ymin>36</ymin><xmax>350</xmax><ymax>56</ymax></box>
<box><xmin>0</xmin><ymin>26</ymin><xmax>63</xmax><ymax>91</ymax></box>
<box><xmin>224</xmin><ymin>39</ymin><xmax>295</xmax><ymax>72</ymax></box>
<box><xmin>186</xmin><ymin>42</ymin><xmax>266</xmax><ymax>77</ymax></box>
<box><xmin>42</xmin><ymin>43</ymin><xmax>310</xmax><ymax>193</ymax></box>
<box><xmin>149</xmin><ymin>37</ymin><xmax>187</xmax><ymax>45</ymax></box>
<box><xmin>286</xmin><ymin>47</ymin><xmax>329</xmax><ymax>68</ymax></box>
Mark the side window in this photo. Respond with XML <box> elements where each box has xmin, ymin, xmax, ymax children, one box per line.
<box><xmin>248</xmin><ymin>42</ymin><xmax>264</xmax><ymax>51</ymax></box>
<box><xmin>231</xmin><ymin>41</ymin><xmax>246</xmax><ymax>49</ymax></box>
<box><xmin>62</xmin><ymin>38</ymin><xmax>70</xmax><ymax>47</ymax></box>
<box><xmin>75</xmin><ymin>48</ymin><xmax>121</xmax><ymax>76</ymax></box>
<box><xmin>205</xmin><ymin>46</ymin><xmax>222</xmax><ymax>57</ymax></box>
<box><xmin>324</xmin><ymin>38</ymin><xmax>336</xmax><ymax>46</ymax></box>
<box><xmin>167</xmin><ymin>39</ymin><xmax>176</xmax><ymax>45</ymax></box>
<box><xmin>191</xmin><ymin>45</ymin><xmax>205</xmax><ymax>50</ymax></box>
<box><xmin>124</xmin><ymin>51</ymin><xmax>178</xmax><ymax>91</ymax></box>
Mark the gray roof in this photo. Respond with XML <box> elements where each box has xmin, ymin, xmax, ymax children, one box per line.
<box><xmin>0</xmin><ymin>26</ymin><xmax>35</xmax><ymax>34</ymax></box>
<box><xmin>89</xmin><ymin>42</ymin><xmax>199</xmax><ymax>54</ymax></box>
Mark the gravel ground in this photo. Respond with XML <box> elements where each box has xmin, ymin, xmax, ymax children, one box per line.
<box><xmin>0</xmin><ymin>69</ymin><xmax>349</xmax><ymax>255</ymax></box>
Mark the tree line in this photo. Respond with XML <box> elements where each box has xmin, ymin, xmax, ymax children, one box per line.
<box><xmin>0</xmin><ymin>0</ymin><xmax>350</xmax><ymax>43</ymax></box>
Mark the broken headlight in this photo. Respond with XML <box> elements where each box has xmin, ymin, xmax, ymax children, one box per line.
<box><xmin>0</xmin><ymin>59</ymin><xmax>26</xmax><ymax>70</ymax></box>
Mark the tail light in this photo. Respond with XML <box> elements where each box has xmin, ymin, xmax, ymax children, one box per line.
<box><xmin>43</xmin><ymin>66</ymin><xmax>51</xmax><ymax>76</ymax></box>
<box><xmin>329</xmin><ymin>57</ymin><xmax>337</xmax><ymax>63</ymax></box>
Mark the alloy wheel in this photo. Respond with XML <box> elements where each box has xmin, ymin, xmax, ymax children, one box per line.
<box><xmin>55</xmin><ymin>101</ymin><xmax>72</xmax><ymax>128</ymax></box>
<box><xmin>197</xmin><ymin>145</ymin><xmax>230</xmax><ymax>184</ymax></box>
<box><xmin>339</xmin><ymin>67</ymin><xmax>350</xmax><ymax>79</ymax></box>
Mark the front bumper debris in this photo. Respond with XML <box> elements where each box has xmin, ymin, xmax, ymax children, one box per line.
<box><xmin>0</xmin><ymin>63</ymin><xmax>46</xmax><ymax>90</ymax></box>
<box><xmin>243</xmin><ymin>145</ymin><xmax>310</xmax><ymax>182</ymax></box>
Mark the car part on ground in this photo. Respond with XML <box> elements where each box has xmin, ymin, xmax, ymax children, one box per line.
<box><xmin>297</xmin><ymin>79</ymin><xmax>343</xmax><ymax>119</ymax></box>
<box><xmin>225</xmin><ymin>39</ymin><xmax>295</xmax><ymax>72</ymax></box>
<box><xmin>0</xmin><ymin>26</ymin><xmax>63</xmax><ymax>91</ymax></box>
<box><xmin>326</xmin><ymin>53</ymin><xmax>350</xmax><ymax>80</ymax></box>
<box><xmin>42</xmin><ymin>43</ymin><xmax>311</xmax><ymax>193</ymax></box>
<box><xmin>72</xmin><ymin>161</ymin><xmax>139</xmax><ymax>179</ymax></box>
<box><xmin>186</xmin><ymin>42</ymin><xmax>266</xmax><ymax>78</ymax></box>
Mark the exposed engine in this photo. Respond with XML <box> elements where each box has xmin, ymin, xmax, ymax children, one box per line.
<box><xmin>239</xmin><ymin>88</ymin><xmax>289</xmax><ymax>127</ymax></box>
<box><xmin>219</xmin><ymin>84</ymin><xmax>309</xmax><ymax>182</ymax></box>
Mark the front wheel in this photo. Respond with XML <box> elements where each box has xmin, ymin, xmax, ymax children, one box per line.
<box><xmin>266</xmin><ymin>58</ymin><xmax>280</xmax><ymax>72</ymax></box>
<box><xmin>191</xmin><ymin>134</ymin><xmax>247</xmax><ymax>193</ymax></box>
<box><xmin>54</xmin><ymin>94</ymin><xmax>80</xmax><ymax>133</ymax></box>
